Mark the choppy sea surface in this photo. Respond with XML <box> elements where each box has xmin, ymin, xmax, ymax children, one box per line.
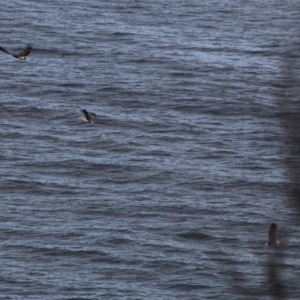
<box><xmin>1</xmin><ymin>1</ymin><xmax>300</xmax><ymax>299</ymax></box>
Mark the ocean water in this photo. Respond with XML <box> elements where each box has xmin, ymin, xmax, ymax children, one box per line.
<box><xmin>0</xmin><ymin>1</ymin><xmax>300</xmax><ymax>299</ymax></box>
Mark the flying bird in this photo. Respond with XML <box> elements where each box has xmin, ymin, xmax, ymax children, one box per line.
<box><xmin>0</xmin><ymin>44</ymin><xmax>33</xmax><ymax>60</ymax></box>
<box><xmin>79</xmin><ymin>109</ymin><xmax>97</xmax><ymax>123</ymax></box>
<box><xmin>266</xmin><ymin>223</ymin><xmax>280</xmax><ymax>247</ymax></box>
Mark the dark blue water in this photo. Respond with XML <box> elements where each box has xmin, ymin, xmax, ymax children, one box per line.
<box><xmin>1</xmin><ymin>1</ymin><xmax>300</xmax><ymax>299</ymax></box>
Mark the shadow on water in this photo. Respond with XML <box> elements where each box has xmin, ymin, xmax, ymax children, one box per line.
<box><xmin>229</xmin><ymin>20</ymin><xmax>300</xmax><ymax>300</ymax></box>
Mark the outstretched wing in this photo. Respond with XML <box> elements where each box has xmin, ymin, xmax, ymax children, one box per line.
<box><xmin>0</xmin><ymin>46</ymin><xmax>12</xmax><ymax>56</ymax></box>
<box><xmin>16</xmin><ymin>44</ymin><xmax>32</xmax><ymax>57</ymax></box>
<box><xmin>268</xmin><ymin>223</ymin><xmax>277</xmax><ymax>245</ymax></box>
<box><xmin>81</xmin><ymin>109</ymin><xmax>89</xmax><ymax>120</ymax></box>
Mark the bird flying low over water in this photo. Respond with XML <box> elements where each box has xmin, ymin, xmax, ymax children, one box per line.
<box><xmin>266</xmin><ymin>223</ymin><xmax>280</xmax><ymax>247</ymax></box>
<box><xmin>79</xmin><ymin>109</ymin><xmax>97</xmax><ymax>123</ymax></box>
<box><xmin>0</xmin><ymin>44</ymin><xmax>33</xmax><ymax>60</ymax></box>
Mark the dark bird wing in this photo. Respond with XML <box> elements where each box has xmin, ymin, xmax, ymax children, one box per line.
<box><xmin>16</xmin><ymin>44</ymin><xmax>32</xmax><ymax>57</ymax></box>
<box><xmin>90</xmin><ymin>113</ymin><xmax>97</xmax><ymax>117</ymax></box>
<box><xmin>81</xmin><ymin>109</ymin><xmax>90</xmax><ymax>121</ymax></box>
<box><xmin>0</xmin><ymin>46</ymin><xmax>12</xmax><ymax>56</ymax></box>
<box><xmin>268</xmin><ymin>223</ymin><xmax>277</xmax><ymax>245</ymax></box>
